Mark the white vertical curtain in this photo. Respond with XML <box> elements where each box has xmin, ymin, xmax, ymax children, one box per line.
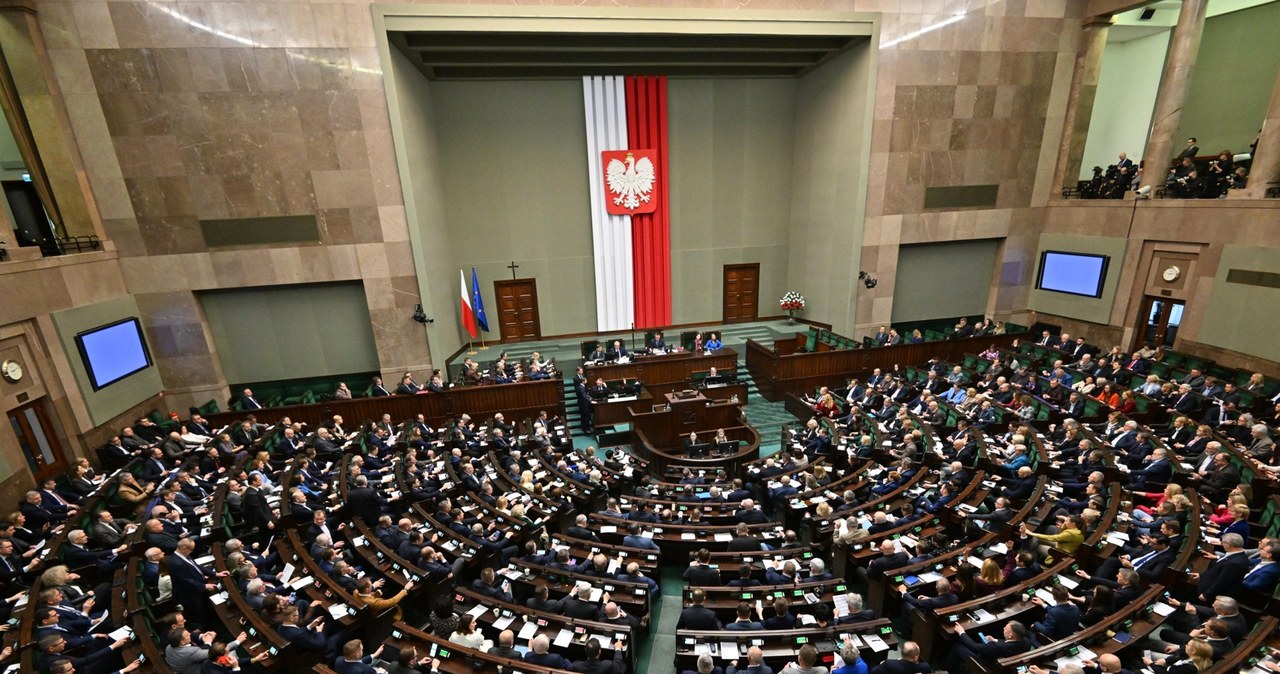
<box><xmin>582</xmin><ymin>76</ymin><xmax>635</xmax><ymax>332</ymax></box>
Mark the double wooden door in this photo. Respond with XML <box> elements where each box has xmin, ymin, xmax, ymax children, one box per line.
<box><xmin>1135</xmin><ymin>296</ymin><xmax>1185</xmax><ymax>350</ymax></box>
<box><xmin>722</xmin><ymin>263</ymin><xmax>760</xmax><ymax>323</ymax></box>
<box><xmin>495</xmin><ymin>279</ymin><xmax>541</xmax><ymax>343</ymax></box>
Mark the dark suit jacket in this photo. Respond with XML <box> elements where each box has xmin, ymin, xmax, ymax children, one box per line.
<box><xmin>684</xmin><ymin>565</ymin><xmax>722</xmax><ymax>585</ymax></box>
<box><xmin>243</xmin><ymin>486</ymin><xmax>272</xmax><ymax>530</ymax></box>
<box><xmin>278</xmin><ymin>624</ymin><xmax>326</xmax><ymax>652</ymax></box>
<box><xmin>345</xmin><ymin>487</ymin><xmax>382</xmax><ymax>523</ymax></box>
<box><xmin>1198</xmin><ymin>552</ymin><xmax>1249</xmax><ymax>601</ymax></box>
<box><xmin>677</xmin><ymin>604</ymin><xmax>720</xmax><ymax>630</ymax></box>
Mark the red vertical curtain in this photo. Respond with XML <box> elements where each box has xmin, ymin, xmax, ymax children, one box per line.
<box><xmin>625</xmin><ymin>76</ymin><xmax>672</xmax><ymax>328</ymax></box>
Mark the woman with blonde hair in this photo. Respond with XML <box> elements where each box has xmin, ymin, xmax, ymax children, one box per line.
<box><xmin>977</xmin><ymin>558</ymin><xmax>1005</xmax><ymax>593</ymax></box>
<box><xmin>1134</xmin><ymin>483</ymin><xmax>1183</xmax><ymax>519</ymax></box>
<box><xmin>814</xmin><ymin>502</ymin><xmax>833</xmax><ymax>521</ymax></box>
<box><xmin>1144</xmin><ymin>637</ymin><xmax>1212</xmax><ymax>673</ymax></box>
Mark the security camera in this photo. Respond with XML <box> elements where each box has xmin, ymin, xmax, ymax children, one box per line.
<box><xmin>412</xmin><ymin>304</ymin><xmax>433</xmax><ymax>324</ymax></box>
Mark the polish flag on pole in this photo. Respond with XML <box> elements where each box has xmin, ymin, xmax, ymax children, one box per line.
<box><xmin>460</xmin><ymin>269</ymin><xmax>478</xmax><ymax>338</ymax></box>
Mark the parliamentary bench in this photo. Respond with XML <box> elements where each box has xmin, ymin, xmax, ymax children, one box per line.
<box><xmin>451</xmin><ymin>585</ymin><xmax>637</xmax><ymax>672</ymax></box>
<box><xmin>383</xmin><ymin>620</ymin><xmax>570</xmax><ymax>674</ymax></box>
<box><xmin>673</xmin><ymin>619</ymin><xmax>899</xmax><ymax>672</ymax></box>
<box><xmin>585</xmin><ymin>512</ymin><xmax>786</xmax><ymax>560</ymax></box>
<box><xmin>681</xmin><ymin>581</ymin><xmax>851</xmax><ymax>622</ymax></box>
<box><xmin>498</xmin><ymin>558</ymin><xmax>652</xmax><ymax>617</ymax></box>
<box><xmin>547</xmin><ymin>534</ymin><xmax>663</xmax><ymax>576</ymax></box>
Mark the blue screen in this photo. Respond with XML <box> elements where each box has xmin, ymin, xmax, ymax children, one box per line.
<box><xmin>1037</xmin><ymin>251</ymin><xmax>1108</xmax><ymax>298</ymax></box>
<box><xmin>76</xmin><ymin>319</ymin><xmax>151</xmax><ymax>390</ymax></box>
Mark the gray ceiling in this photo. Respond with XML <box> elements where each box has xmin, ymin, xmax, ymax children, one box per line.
<box><xmin>390</xmin><ymin>31</ymin><xmax>868</xmax><ymax>80</ymax></box>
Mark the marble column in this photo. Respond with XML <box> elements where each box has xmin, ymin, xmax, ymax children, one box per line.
<box><xmin>1238</xmin><ymin>64</ymin><xmax>1280</xmax><ymax>198</ymax></box>
<box><xmin>1054</xmin><ymin>17</ymin><xmax>1113</xmax><ymax>191</ymax></box>
<box><xmin>1140</xmin><ymin>0</ymin><xmax>1208</xmax><ymax>192</ymax></box>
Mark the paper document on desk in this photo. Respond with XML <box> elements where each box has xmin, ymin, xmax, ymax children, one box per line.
<box><xmin>290</xmin><ymin>575</ymin><xmax>315</xmax><ymax>590</ymax></box>
<box><xmin>494</xmin><ymin>615</ymin><xmax>515</xmax><ymax>630</ymax></box>
<box><xmin>719</xmin><ymin>641</ymin><xmax>740</xmax><ymax>659</ymax></box>
<box><xmin>990</xmin><ymin>543</ymin><xmax>1009</xmax><ymax>554</ymax></box>
<box><xmin>1034</xmin><ymin>588</ymin><xmax>1056</xmax><ymax>605</ymax></box>
<box><xmin>108</xmin><ymin>626</ymin><xmax>134</xmax><ymax>641</ymax></box>
<box><xmin>798</xmin><ymin>613</ymin><xmax>817</xmax><ymax>626</ymax></box>
<box><xmin>195</xmin><ymin>555</ymin><xmax>215</xmax><ymax>566</ymax></box>
<box><xmin>919</xmin><ymin>571</ymin><xmax>943</xmax><ymax>583</ymax></box>
<box><xmin>327</xmin><ymin>603</ymin><xmax>350</xmax><ymax>620</ymax></box>
<box><xmin>681</xmin><ymin>533</ymin><xmax>697</xmax><ymax>540</ymax></box>
<box><xmin>971</xmin><ymin>608</ymin><xmax>996</xmax><ymax>623</ymax></box>
<box><xmin>967</xmin><ymin>556</ymin><xmax>985</xmax><ymax>569</ymax></box>
<box><xmin>467</xmin><ymin>604</ymin><xmax>488</xmax><ymax>617</ymax></box>
<box><xmin>518</xmin><ymin>621</ymin><xmax>539</xmax><ymax>640</ymax></box>
<box><xmin>714</xmin><ymin>533</ymin><xmax>732</xmax><ymax>542</ymax></box>
<box><xmin>586</xmin><ymin>588</ymin><xmax>604</xmax><ymax>602</ymax></box>
<box><xmin>600</xmin><ymin>526</ymin><xmax>618</xmax><ymax>534</ymax></box>
<box><xmin>862</xmin><ymin>634</ymin><xmax>890</xmax><ymax>653</ymax></box>
<box><xmin>1054</xmin><ymin>645</ymin><xmax>1097</xmax><ymax>669</ymax></box>
<box><xmin>1056</xmin><ymin>575</ymin><xmax>1079</xmax><ymax>589</ymax></box>
<box><xmin>554</xmin><ymin>629</ymin><xmax>574</xmax><ymax>648</ymax></box>
<box><xmin>1151</xmin><ymin>602</ymin><xmax>1176</xmax><ymax>617</ymax></box>
<box><xmin>210</xmin><ymin>592</ymin><xmax>228</xmax><ymax>606</ymax></box>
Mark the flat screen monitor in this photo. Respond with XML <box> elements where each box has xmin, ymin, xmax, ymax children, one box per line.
<box><xmin>1036</xmin><ymin>251</ymin><xmax>1110</xmax><ymax>298</ymax></box>
<box><xmin>75</xmin><ymin>318</ymin><xmax>152</xmax><ymax>390</ymax></box>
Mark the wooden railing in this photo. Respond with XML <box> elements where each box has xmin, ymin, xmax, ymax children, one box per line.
<box><xmin>746</xmin><ymin>332</ymin><xmax>1025</xmax><ymax>401</ymax></box>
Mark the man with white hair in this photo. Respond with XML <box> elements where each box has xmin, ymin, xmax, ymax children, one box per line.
<box><xmin>1247</xmin><ymin>424</ymin><xmax>1275</xmax><ymax>459</ymax></box>
<box><xmin>562</xmin><ymin>580</ymin><xmax>604</xmax><ymax>620</ymax></box>
<box><xmin>735</xmin><ymin>499</ymin><xmax>769</xmax><ymax>524</ymax></box>
<box><xmin>808</xmin><ymin>558</ymin><xmax>832</xmax><ymax>581</ymax></box>
<box><xmin>727</xmin><ymin>645</ymin><xmax>772</xmax><ymax>674</ymax></box>
<box><xmin>523</xmin><ymin>634</ymin><xmax>571</xmax><ymax>669</ymax></box>
<box><xmin>683</xmin><ymin>653</ymin><xmax>723</xmax><ymax>674</ymax></box>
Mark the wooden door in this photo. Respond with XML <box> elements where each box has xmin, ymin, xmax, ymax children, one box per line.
<box><xmin>8</xmin><ymin>400</ymin><xmax>69</xmax><ymax>483</ymax></box>
<box><xmin>1134</xmin><ymin>296</ymin><xmax>1185</xmax><ymax>351</ymax></box>
<box><xmin>495</xmin><ymin>279</ymin><xmax>542</xmax><ymax>342</ymax></box>
<box><xmin>722</xmin><ymin>263</ymin><xmax>760</xmax><ymax>323</ymax></box>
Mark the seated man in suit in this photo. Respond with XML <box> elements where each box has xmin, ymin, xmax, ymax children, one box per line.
<box><xmin>677</xmin><ymin>589</ymin><xmax>721</xmax><ymax>630</ymax></box>
<box><xmin>684</xmin><ymin>548</ymin><xmax>723</xmax><ymax>585</ymax></box>
<box><xmin>649</xmin><ymin>330</ymin><xmax>667</xmax><ymax>352</ymax></box>
<box><xmin>621</xmin><ymin>522</ymin><xmax>661</xmax><ymax>552</ymax></box>
<box><xmin>735</xmin><ymin>499</ymin><xmax>769</xmax><ymax>524</ymax></box>
<box><xmin>1031</xmin><ymin>585</ymin><xmax>1081</xmax><ymax>640</ymax></box>
<box><xmin>524</xmin><ymin>634</ymin><xmax>572</xmax><ymax>669</ymax></box>
<box><xmin>902</xmin><ymin>578</ymin><xmax>959</xmax><ymax>614</ymax></box>
<box><xmin>606</xmin><ymin>340</ymin><xmax>628</xmax><ymax>361</ymax></box>
<box><xmin>948</xmin><ymin>621</ymin><xmax>1031</xmax><ymax>671</ymax></box>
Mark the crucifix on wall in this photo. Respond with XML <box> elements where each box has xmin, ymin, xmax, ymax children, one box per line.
<box><xmin>507</xmin><ymin>261</ymin><xmax>520</xmax><ymax>279</ymax></box>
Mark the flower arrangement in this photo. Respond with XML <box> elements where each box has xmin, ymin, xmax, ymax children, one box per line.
<box><xmin>780</xmin><ymin>292</ymin><xmax>805</xmax><ymax>324</ymax></box>
<box><xmin>779</xmin><ymin>291</ymin><xmax>806</xmax><ymax>311</ymax></box>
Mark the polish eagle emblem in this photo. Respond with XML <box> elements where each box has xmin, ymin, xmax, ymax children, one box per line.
<box><xmin>603</xmin><ymin>150</ymin><xmax>658</xmax><ymax>214</ymax></box>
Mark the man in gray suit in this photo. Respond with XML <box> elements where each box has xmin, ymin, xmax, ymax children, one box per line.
<box><xmin>165</xmin><ymin>628</ymin><xmax>244</xmax><ymax>674</ymax></box>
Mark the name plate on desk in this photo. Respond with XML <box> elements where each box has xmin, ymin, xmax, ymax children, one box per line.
<box><xmin>608</xmin><ymin>396</ymin><xmax>639</xmax><ymax>402</ymax></box>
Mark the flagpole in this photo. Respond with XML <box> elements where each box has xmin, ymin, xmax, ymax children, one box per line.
<box><xmin>467</xmin><ymin>338</ymin><xmax>476</xmax><ymax>356</ymax></box>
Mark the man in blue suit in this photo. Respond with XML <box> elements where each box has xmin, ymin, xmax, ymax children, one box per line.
<box><xmin>1032</xmin><ymin>585</ymin><xmax>1081</xmax><ymax>640</ymax></box>
<box><xmin>1129</xmin><ymin>448</ymin><xmax>1174</xmax><ymax>489</ymax></box>
<box><xmin>621</xmin><ymin>523</ymin><xmax>660</xmax><ymax>551</ymax></box>
<box><xmin>1243</xmin><ymin>542</ymin><xmax>1280</xmax><ymax>594</ymax></box>
<box><xmin>278</xmin><ymin>604</ymin><xmax>338</xmax><ymax>659</ymax></box>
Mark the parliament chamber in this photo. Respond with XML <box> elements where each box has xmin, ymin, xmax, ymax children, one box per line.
<box><xmin>2</xmin><ymin>1</ymin><xmax>1280</xmax><ymax>674</ymax></box>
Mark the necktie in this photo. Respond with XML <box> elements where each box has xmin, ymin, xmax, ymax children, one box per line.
<box><xmin>48</xmin><ymin>491</ymin><xmax>67</xmax><ymax>507</ymax></box>
<box><xmin>1133</xmin><ymin>550</ymin><xmax>1160</xmax><ymax>568</ymax></box>
<box><xmin>1</xmin><ymin>556</ymin><xmax>12</xmax><ymax>572</ymax></box>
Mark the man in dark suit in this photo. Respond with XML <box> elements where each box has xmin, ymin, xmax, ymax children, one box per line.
<box><xmin>562</xmin><ymin>581</ymin><xmax>603</xmax><ymax>620</ymax></box>
<box><xmin>169</xmin><ymin>537</ymin><xmax>227</xmax><ymax>627</ymax></box>
<box><xmin>1194</xmin><ymin>533</ymin><xmax>1249</xmax><ymax>603</ymax></box>
<box><xmin>239</xmin><ymin>388</ymin><xmax>263</xmax><ymax>410</ymax></box>
<box><xmin>677</xmin><ymin>589</ymin><xmax>721</xmax><ymax>630</ymax></box>
<box><xmin>868</xmin><ymin>641</ymin><xmax>932</xmax><ymax>674</ymax></box>
<box><xmin>242</xmin><ymin>473</ymin><xmax>275</xmax><ymax>537</ymax></box>
<box><xmin>344</xmin><ymin>475</ymin><xmax>382</xmax><ymax>524</ymax></box>
<box><xmin>396</xmin><ymin>373</ymin><xmax>421</xmax><ymax>394</ymax></box>
<box><xmin>1031</xmin><ymin>585</ymin><xmax>1082</xmax><ymax>640</ymax></box>
<box><xmin>524</xmin><ymin>634</ymin><xmax>572</xmax><ymax>669</ymax></box>
<box><xmin>62</xmin><ymin>529</ymin><xmax>126</xmax><ymax>574</ymax></box>
<box><xmin>902</xmin><ymin>578</ymin><xmax>958</xmax><ymax>613</ymax></box>
<box><xmin>684</xmin><ymin>549</ymin><xmax>723</xmax><ymax>585</ymax></box>
<box><xmin>569</xmin><ymin>638</ymin><xmax>626</xmax><ymax>674</ymax></box>
<box><xmin>1198</xmin><ymin>453</ymin><xmax>1242</xmax><ymax>502</ymax></box>
<box><xmin>863</xmin><ymin>540</ymin><xmax>909</xmax><ymax>581</ymax></box>
<box><xmin>526</xmin><ymin>583</ymin><xmax>566</xmax><ymax>614</ymax></box>
<box><xmin>565</xmin><ymin>514</ymin><xmax>600</xmax><ymax>542</ymax></box>
<box><xmin>727</xmin><ymin>523</ymin><xmax>764</xmax><ymax>552</ymax></box>
<box><xmin>734</xmin><ymin>499</ymin><xmax>769</xmax><ymax>524</ymax></box>
<box><xmin>948</xmin><ymin>621</ymin><xmax>1030</xmax><ymax>672</ymax></box>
